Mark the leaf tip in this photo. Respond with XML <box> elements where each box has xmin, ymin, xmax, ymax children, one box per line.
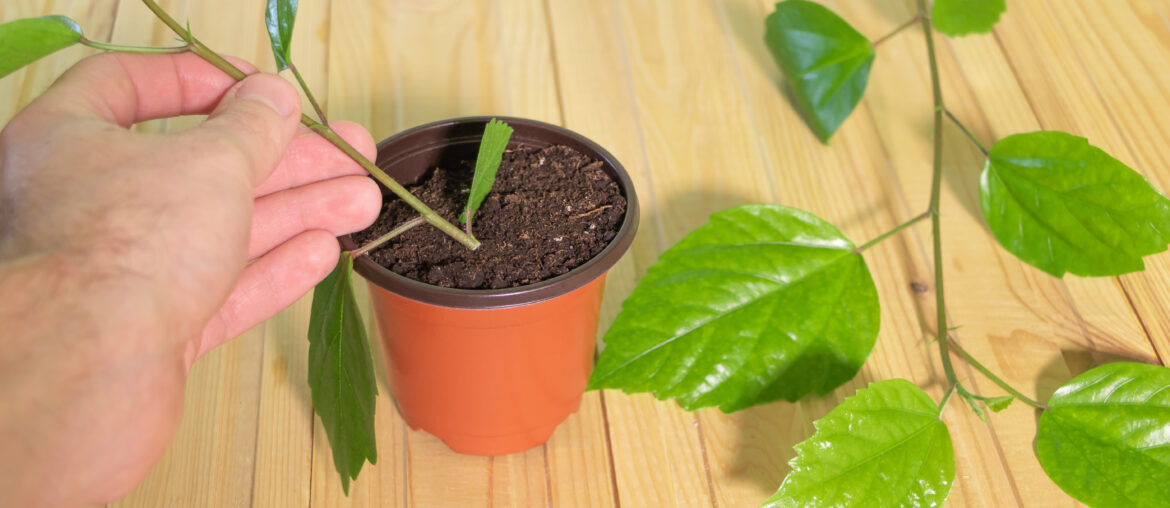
<box><xmin>42</xmin><ymin>15</ymin><xmax>82</xmax><ymax>35</ymax></box>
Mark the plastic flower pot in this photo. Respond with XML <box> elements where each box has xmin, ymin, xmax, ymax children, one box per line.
<box><xmin>341</xmin><ymin>117</ymin><xmax>639</xmax><ymax>456</ymax></box>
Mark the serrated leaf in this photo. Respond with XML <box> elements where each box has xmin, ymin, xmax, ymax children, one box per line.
<box><xmin>932</xmin><ymin>0</ymin><xmax>1006</xmax><ymax>37</ymax></box>
<box><xmin>0</xmin><ymin>16</ymin><xmax>83</xmax><ymax>79</ymax></box>
<box><xmin>764</xmin><ymin>0</ymin><xmax>875</xmax><ymax>143</ymax></box>
<box><xmin>980</xmin><ymin>131</ymin><xmax>1170</xmax><ymax>277</ymax></box>
<box><xmin>308</xmin><ymin>253</ymin><xmax>378</xmax><ymax>495</ymax></box>
<box><xmin>265</xmin><ymin>0</ymin><xmax>297</xmax><ymax>71</ymax></box>
<box><xmin>1036</xmin><ymin>362</ymin><xmax>1170</xmax><ymax>508</ymax></box>
<box><xmin>763</xmin><ymin>379</ymin><xmax>955</xmax><ymax>508</ymax></box>
<box><xmin>984</xmin><ymin>395</ymin><xmax>1014</xmax><ymax>412</ymax></box>
<box><xmin>462</xmin><ymin>118</ymin><xmax>513</xmax><ymax>225</ymax></box>
<box><xmin>588</xmin><ymin>204</ymin><xmax>880</xmax><ymax>412</ymax></box>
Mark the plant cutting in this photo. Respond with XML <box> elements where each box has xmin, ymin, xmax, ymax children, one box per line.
<box><xmin>588</xmin><ymin>0</ymin><xmax>1170</xmax><ymax>506</ymax></box>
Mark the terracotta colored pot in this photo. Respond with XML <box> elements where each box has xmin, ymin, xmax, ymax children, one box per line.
<box><xmin>341</xmin><ymin>117</ymin><xmax>639</xmax><ymax>456</ymax></box>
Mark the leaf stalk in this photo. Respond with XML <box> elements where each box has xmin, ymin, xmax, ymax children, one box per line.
<box><xmin>854</xmin><ymin>210</ymin><xmax>931</xmax><ymax>254</ymax></box>
<box><xmin>915</xmin><ymin>0</ymin><xmax>1046</xmax><ymax>417</ymax></box>
<box><xmin>917</xmin><ymin>0</ymin><xmax>960</xmax><ymax>390</ymax></box>
<box><xmin>872</xmin><ymin>14</ymin><xmax>921</xmax><ymax>48</ymax></box>
<box><xmin>351</xmin><ymin>217</ymin><xmax>425</xmax><ymax>258</ymax></box>
<box><xmin>948</xmin><ymin>339</ymin><xmax>1048</xmax><ymax>410</ymax></box>
<box><xmin>937</xmin><ymin>383</ymin><xmax>957</xmax><ymax>417</ymax></box>
<box><xmin>944</xmin><ymin>109</ymin><xmax>989</xmax><ymax>156</ymax></box>
<box><xmin>288</xmin><ymin>61</ymin><xmax>328</xmax><ymax>123</ymax></box>
<box><xmin>79</xmin><ymin>37</ymin><xmax>189</xmax><ymax>54</ymax></box>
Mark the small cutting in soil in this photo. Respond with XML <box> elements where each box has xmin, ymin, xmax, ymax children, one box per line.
<box><xmin>353</xmin><ymin>144</ymin><xmax>627</xmax><ymax>289</ymax></box>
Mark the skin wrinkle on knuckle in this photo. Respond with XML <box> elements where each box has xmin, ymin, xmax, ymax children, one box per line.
<box><xmin>108</xmin><ymin>53</ymin><xmax>145</xmax><ymax>126</ymax></box>
<box><xmin>68</xmin><ymin>53</ymin><xmax>140</xmax><ymax>127</ymax></box>
<box><xmin>164</xmin><ymin>54</ymin><xmax>193</xmax><ymax>119</ymax></box>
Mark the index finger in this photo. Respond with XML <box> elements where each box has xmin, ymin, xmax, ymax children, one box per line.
<box><xmin>31</xmin><ymin>52</ymin><xmax>258</xmax><ymax>127</ymax></box>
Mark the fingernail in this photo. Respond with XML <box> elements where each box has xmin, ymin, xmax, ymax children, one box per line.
<box><xmin>236</xmin><ymin>75</ymin><xmax>297</xmax><ymax>118</ymax></box>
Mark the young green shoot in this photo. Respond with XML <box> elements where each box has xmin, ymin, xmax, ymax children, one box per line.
<box><xmin>461</xmin><ymin>118</ymin><xmax>513</xmax><ymax>237</ymax></box>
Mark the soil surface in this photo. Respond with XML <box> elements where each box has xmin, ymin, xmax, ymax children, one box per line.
<box><xmin>353</xmin><ymin>144</ymin><xmax>627</xmax><ymax>289</ymax></box>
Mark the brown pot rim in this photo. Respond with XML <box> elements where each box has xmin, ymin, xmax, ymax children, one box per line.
<box><xmin>341</xmin><ymin>116</ymin><xmax>640</xmax><ymax>309</ymax></box>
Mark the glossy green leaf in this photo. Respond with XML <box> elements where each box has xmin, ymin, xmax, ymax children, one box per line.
<box><xmin>265</xmin><ymin>0</ymin><xmax>297</xmax><ymax>71</ymax></box>
<box><xmin>932</xmin><ymin>0</ymin><xmax>1006</xmax><ymax>37</ymax></box>
<box><xmin>0</xmin><ymin>16</ymin><xmax>83</xmax><ymax>79</ymax></box>
<box><xmin>462</xmin><ymin>118</ymin><xmax>513</xmax><ymax>225</ymax></box>
<box><xmin>1036</xmin><ymin>362</ymin><xmax>1170</xmax><ymax>508</ymax></box>
<box><xmin>588</xmin><ymin>204</ymin><xmax>880</xmax><ymax>412</ymax></box>
<box><xmin>763</xmin><ymin>379</ymin><xmax>955</xmax><ymax>507</ymax></box>
<box><xmin>308</xmin><ymin>253</ymin><xmax>377</xmax><ymax>495</ymax></box>
<box><xmin>764</xmin><ymin>0</ymin><xmax>875</xmax><ymax>143</ymax></box>
<box><xmin>980</xmin><ymin>131</ymin><xmax>1170</xmax><ymax>277</ymax></box>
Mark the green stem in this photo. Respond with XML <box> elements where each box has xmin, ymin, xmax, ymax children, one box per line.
<box><xmin>288</xmin><ymin>62</ymin><xmax>328</xmax><ymax>124</ymax></box>
<box><xmin>351</xmin><ymin>217</ymin><xmax>424</xmax><ymax>258</ymax></box>
<box><xmin>142</xmin><ymin>0</ymin><xmax>246</xmax><ymax>79</ymax></box>
<box><xmin>304</xmin><ymin>122</ymin><xmax>477</xmax><ymax>249</ymax></box>
<box><xmin>872</xmin><ymin>14</ymin><xmax>920</xmax><ymax>48</ymax></box>
<box><xmin>948</xmin><ymin>339</ymin><xmax>1049</xmax><ymax>410</ymax></box>
<box><xmin>944</xmin><ymin>109</ymin><xmax>989</xmax><ymax>156</ymax></box>
<box><xmin>140</xmin><ymin>0</ymin><xmax>480</xmax><ymax>250</ymax></box>
<box><xmin>915</xmin><ymin>0</ymin><xmax>1039</xmax><ymax>418</ymax></box>
<box><xmin>917</xmin><ymin>0</ymin><xmax>959</xmax><ymax>388</ymax></box>
<box><xmin>937</xmin><ymin>383</ymin><xmax>957</xmax><ymax>416</ymax></box>
<box><xmin>80</xmin><ymin>37</ymin><xmax>189</xmax><ymax>54</ymax></box>
<box><xmin>854</xmin><ymin>210</ymin><xmax>931</xmax><ymax>254</ymax></box>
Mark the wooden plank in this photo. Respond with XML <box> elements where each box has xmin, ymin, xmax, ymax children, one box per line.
<box><xmin>606</xmin><ymin>1</ymin><xmax>792</xmax><ymax>504</ymax></box>
<box><xmin>542</xmin><ymin>0</ymin><xmax>673</xmax><ymax>506</ymax></box>
<box><xmin>550</xmin><ymin>0</ymin><xmax>785</xmax><ymax>505</ymax></box>
<box><xmin>1038</xmin><ymin>0</ymin><xmax>1170</xmax><ymax>364</ymax></box>
<box><xmin>549</xmin><ymin>0</ymin><xmax>725</xmax><ymax>505</ymax></box>
<box><xmin>250</xmin><ymin>297</ymin><xmax>315</xmax><ymax>508</ymax></box>
<box><xmin>108</xmin><ymin>336</ymin><xmax>264</xmax><ymax>508</ymax></box>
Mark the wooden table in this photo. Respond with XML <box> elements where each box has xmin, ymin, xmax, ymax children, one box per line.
<box><xmin>4</xmin><ymin>1</ymin><xmax>1170</xmax><ymax>506</ymax></box>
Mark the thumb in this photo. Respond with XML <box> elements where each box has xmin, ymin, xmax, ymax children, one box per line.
<box><xmin>182</xmin><ymin>73</ymin><xmax>302</xmax><ymax>185</ymax></box>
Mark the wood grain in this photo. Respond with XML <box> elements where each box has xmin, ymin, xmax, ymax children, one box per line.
<box><xmin>1</xmin><ymin>0</ymin><xmax>1168</xmax><ymax>506</ymax></box>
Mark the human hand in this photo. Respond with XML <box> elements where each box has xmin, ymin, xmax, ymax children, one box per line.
<box><xmin>0</xmin><ymin>52</ymin><xmax>381</xmax><ymax>506</ymax></box>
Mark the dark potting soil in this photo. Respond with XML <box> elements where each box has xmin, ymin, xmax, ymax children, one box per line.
<box><xmin>353</xmin><ymin>144</ymin><xmax>627</xmax><ymax>289</ymax></box>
